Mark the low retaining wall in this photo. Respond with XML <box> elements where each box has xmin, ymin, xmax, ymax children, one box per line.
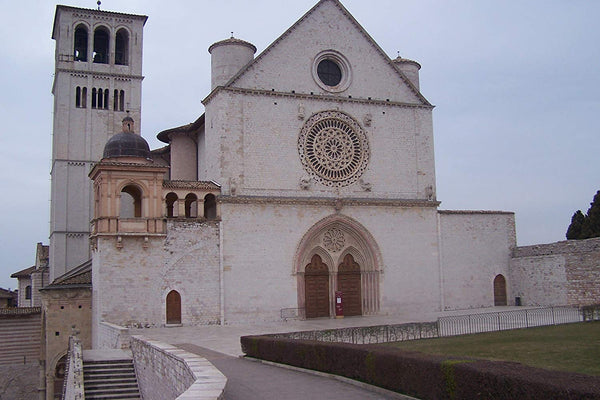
<box><xmin>131</xmin><ymin>335</ymin><xmax>226</xmax><ymax>400</ymax></box>
<box><xmin>269</xmin><ymin>321</ymin><xmax>438</xmax><ymax>344</ymax></box>
<box><xmin>97</xmin><ymin>321</ymin><xmax>131</xmax><ymax>350</ymax></box>
<box><xmin>63</xmin><ymin>336</ymin><xmax>84</xmax><ymax>400</ymax></box>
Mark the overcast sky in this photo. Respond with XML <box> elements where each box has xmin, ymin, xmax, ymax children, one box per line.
<box><xmin>0</xmin><ymin>0</ymin><xmax>598</xmax><ymax>290</ymax></box>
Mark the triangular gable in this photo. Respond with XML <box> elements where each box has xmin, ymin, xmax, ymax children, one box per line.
<box><xmin>224</xmin><ymin>0</ymin><xmax>431</xmax><ymax>106</ymax></box>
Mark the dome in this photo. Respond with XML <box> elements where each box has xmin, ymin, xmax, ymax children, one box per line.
<box><xmin>103</xmin><ymin>117</ymin><xmax>151</xmax><ymax>159</ymax></box>
<box><xmin>103</xmin><ymin>132</ymin><xmax>151</xmax><ymax>159</ymax></box>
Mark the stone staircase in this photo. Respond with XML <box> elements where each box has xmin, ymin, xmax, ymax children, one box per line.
<box><xmin>83</xmin><ymin>358</ymin><xmax>141</xmax><ymax>400</ymax></box>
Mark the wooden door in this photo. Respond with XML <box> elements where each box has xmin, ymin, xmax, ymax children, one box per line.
<box><xmin>338</xmin><ymin>254</ymin><xmax>362</xmax><ymax>316</ymax></box>
<box><xmin>305</xmin><ymin>255</ymin><xmax>330</xmax><ymax>318</ymax></box>
<box><xmin>494</xmin><ymin>275</ymin><xmax>507</xmax><ymax>306</ymax></box>
<box><xmin>166</xmin><ymin>290</ymin><xmax>182</xmax><ymax>324</ymax></box>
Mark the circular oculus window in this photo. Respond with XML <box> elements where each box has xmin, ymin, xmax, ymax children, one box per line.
<box><xmin>298</xmin><ymin>111</ymin><xmax>369</xmax><ymax>187</ymax></box>
<box><xmin>312</xmin><ymin>51</ymin><xmax>351</xmax><ymax>92</ymax></box>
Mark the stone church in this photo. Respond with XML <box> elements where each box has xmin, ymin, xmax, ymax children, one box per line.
<box><xmin>28</xmin><ymin>1</ymin><xmax>600</xmax><ymax>397</ymax></box>
<box><xmin>47</xmin><ymin>0</ymin><xmax>519</xmax><ymax>335</ymax></box>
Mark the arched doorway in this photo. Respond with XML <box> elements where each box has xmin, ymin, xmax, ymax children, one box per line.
<box><xmin>295</xmin><ymin>215</ymin><xmax>382</xmax><ymax>318</ymax></box>
<box><xmin>53</xmin><ymin>354</ymin><xmax>67</xmax><ymax>399</ymax></box>
<box><xmin>338</xmin><ymin>254</ymin><xmax>362</xmax><ymax>316</ymax></box>
<box><xmin>494</xmin><ymin>274</ymin><xmax>507</xmax><ymax>306</ymax></box>
<box><xmin>166</xmin><ymin>290</ymin><xmax>181</xmax><ymax>324</ymax></box>
<box><xmin>304</xmin><ymin>255</ymin><xmax>330</xmax><ymax>318</ymax></box>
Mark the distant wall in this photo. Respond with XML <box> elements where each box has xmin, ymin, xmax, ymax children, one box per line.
<box><xmin>438</xmin><ymin>211</ymin><xmax>516</xmax><ymax>310</ymax></box>
<box><xmin>511</xmin><ymin>237</ymin><xmax>600</xmax><ymax>306</ymax></box>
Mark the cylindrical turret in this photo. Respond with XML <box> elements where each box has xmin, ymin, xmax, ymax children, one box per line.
<box><xmin>208</xmin><ymin>36</ymin><xmax>256</xmax><ymax>90</ymax></box>
<box><xmin>393</xmin><ymin>56</ymin><xmax>421</xmax><ymax>91</ymax></box>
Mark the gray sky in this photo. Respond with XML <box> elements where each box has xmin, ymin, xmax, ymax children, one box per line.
<box><xmin>0</xmin><ymin>0</ymin><xmax>598</xmax><ymax>290</ymax></box>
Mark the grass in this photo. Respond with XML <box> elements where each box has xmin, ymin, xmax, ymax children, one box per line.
<box><xmin>384</xmin><ymin>322</ymin><xmax>600</xmax><ymax>376</ymax></box>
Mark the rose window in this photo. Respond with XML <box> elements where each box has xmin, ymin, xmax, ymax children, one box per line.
<box><xmin>298</xmin><ymin>111</ymin><xmax>369</xmax><ymax>187</ymax></box>
<box><xmin>323</xmin><ymin>227</ymin><xmax>345</xmax><ymax>252</ymax></box>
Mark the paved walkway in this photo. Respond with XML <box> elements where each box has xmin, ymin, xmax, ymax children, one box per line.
<box><xmin>133</xmin><ymin>306</ymin><xmax>524</xmax><ymax>357</ymax></box>
<box><xmin>176</xmin><ymin>343</ymin><xmax>410</xmax><ymax>400</ymax></box>
<box><xmin>132</xmin><ymin>307</ymin><xmax>528</xmax><ymax>399</ymax></box>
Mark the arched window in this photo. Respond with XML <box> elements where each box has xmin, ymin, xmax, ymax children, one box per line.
<box><xmin>91</xmin><ymin>88</ymin><xmax>97</xmax><ymax>108</ymax></box>
<box><xmin>76</xmin><ymin>87</ymin><xmax>81</xmax><ymax>107</ymax></box>
<box><xmin>166</xmin><ymin>290</ymin><xmax>181</xmax><ymax>325</ymax></box>
<box><xmin>74</xmin><ymin>25</ymin><xmax>88</xmax><ymax>61</ymax></box>
<box><xmin>185</xmin><ymin>193</ymin><xmax>198</xmax><ymax>218</ymax></box>
<box><xmin>93</xmin><ymin>27</ymin><xmax>109</xmax><ymax>64</ymax></box>
<box><xmin>113</xmin><ymin>89</ymin><xmax>125</xmax><ymax>111</ymax></box>
<box><xmin>25</xmin><ymin>285</ymin><xmax>32</xmax><ymax>300</ymax></box>
<box><xmin>166</xmin><ymin>192</ymin><xmax>178</xmax><ymax>218</ymax></box>
<box><xmin>115</xmin><ymin>28</ymin><xmax>129</xmax><ymax>65</ymax></box>
<box><xmin>82</xmin><ymin>87</ymin><xmax>87</xmax><ymax>108</ymax></box>
<box><xmin>119</xmin><ymin>90</ymin><xmax>125</xmax><ymax>111</ymax></box>
<box><xmin>120</xmin><ymin>185</ymin><xmax>142</xmax><ymax>218</ymax></box>
<box><xmin>103</xmin><ymin>89</ymin><xmax>109</xmax><ymax>110</ymax></box>
<box><xmin>204</xmin><ymin>193</ymin><xmax>217</xmax><ymax>220</ymax></box>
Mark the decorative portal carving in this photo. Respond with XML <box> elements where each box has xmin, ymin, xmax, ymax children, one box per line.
<box><xmin>323</xmin><ymin>227</ymin><xmax>345</xmax><ymax>252</ymax></box>
<box><xmin>298</xmin><ymin>111</ymin><xmax>369</xmax><ymax>187</ymax></box>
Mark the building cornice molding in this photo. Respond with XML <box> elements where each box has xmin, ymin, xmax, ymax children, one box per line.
<box><xmin>438</xmin><ymin>210</ymin><xmax>515</xmax><ymax>215</ymax></box>
<box><xmin>163</xmin><ymin>180</ymin><xmax>221</xmax><ymax>190</ymax></box>
<box><xmin>203</xmin><ymin>86</ymin><xmax>434</xmax><ymax>110</ymax></box>
<box><xmin>219</xmin><ymin>194</ymin><xmax>439</xmax><ymax>208</ymax></box>
<box><xmin>56</xmin><ymin>68</ymin><xmax>144</xmax><ymax>81</ymax></box>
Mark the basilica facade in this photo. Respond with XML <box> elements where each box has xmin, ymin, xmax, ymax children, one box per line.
<box><xmin>75</xmin><ymin>0</ymin><xmax>517</xmax><ymax>339</ymax></box>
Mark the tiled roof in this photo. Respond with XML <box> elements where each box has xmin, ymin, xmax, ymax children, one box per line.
<box><xmin>43</xmin><ymin>260</ymin><xmax>92</xmax><ymax>290</ymax></box>
<box><xmin>10</xmin><ymin>266</ymin><xmax>35</xmax><ymax>278</ymax></box>
<box><xmin>0</xmin><ymin>288</ymin><xmax>16</xmax><ymax>299</ymax></box>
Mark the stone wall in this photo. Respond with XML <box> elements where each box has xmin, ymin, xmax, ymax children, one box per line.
<box><xmin>438</xmin><ymin>211</ymin><xmax>516</xmax><ymax>310</ymax></box>
<box><xmin>0</xmin><ymin>364</ymin><xmax>39</xmax><ymax>400</ymax></box>
<box><xmin>0</xmin><ymin>310</ymin><xmax>41</xmax><ymax>365</ymax></box>
<box><xmin>131</xmin><ymin>335</ymin><xmax>225</xmax><ymax>400</ymax></box>
<box><xmin>93</xmin><ymin>220</ymin><xmax>221</xmax><ymax>332</ymax></box>
<box><xmin>97</xmin><ymin>321</ymin><xmax>131</xmax><ymax>350</ymax></box>
<box><xmin>511</xmin><ymin>237</ymin><xmax>600</xmax><ymax>306</ymax></box>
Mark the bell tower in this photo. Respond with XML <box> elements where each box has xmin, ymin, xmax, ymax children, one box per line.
<box><xmin>49</xmin><ymin>5</ymin><xmax>148</xmax><ymax>281</ymax></box>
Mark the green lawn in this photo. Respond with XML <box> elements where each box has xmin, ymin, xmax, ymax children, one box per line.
<box><xmin>384</xmin><ymin>322</ymin><xmax>600</xmax><ymax>376</ymax></box>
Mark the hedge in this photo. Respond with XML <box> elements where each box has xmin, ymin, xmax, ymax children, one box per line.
<box><xmin>241</xmin><ymin>335</ymin><xmax>600</xmax><ymax>400</ymax></box>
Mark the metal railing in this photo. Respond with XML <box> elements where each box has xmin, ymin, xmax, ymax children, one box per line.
<box><xmin>275</xmin><ymin>305</ymin><xmax>591</xmax><ymax>344</ymax></box>
<box><xmin>438</xmin><ymin>306</ymin><xmax>582</xmax><ymax>337</ymax></box>
<box><xmin>270</xmin><ymin>321</ymin><xmax>439</xmax><ymax>344</ymax></box>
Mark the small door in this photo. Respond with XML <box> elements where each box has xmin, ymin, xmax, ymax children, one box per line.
<box><xmin>494</xmin><ymin>275</ymin><xmax>507</xmax><ymax>306</ymax></box>
<box><xmin>166</xmin><ymin>290</ymin><xmax>181</xmax><ymax>324</ymax></box>
<box><xmin>305</xmin><ymin>255</ymin><xmax>330</xmax><ymax>318</ymax></box>
<box><xmin>338</xmin><ymin>254</ymin><xmax>362</xmax><ymax>316</ymax></box>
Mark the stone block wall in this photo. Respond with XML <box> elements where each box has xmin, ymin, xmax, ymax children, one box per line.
<box><xmin>512</xmin><ymin>237</ymin><xmax>600</xmax><ymax>306</ymax></box>
<box><xmin>97</xmin><ymin>321</ymin><xmax>131</xmax><ymax>350</ymax></box>
<box><xmin>131</xmin><ymin>335</ymin><xmax>225</xmax><ymax>400</ymax></box>
<box><xmin>438</xmin><ymin>211</ymin><xmax>516</xmax><ymax>310</ymax></box>
<box><xmin>93</xmin><ymin>220</ymin><xmax>221</xmax><ymax>332</ymax></box>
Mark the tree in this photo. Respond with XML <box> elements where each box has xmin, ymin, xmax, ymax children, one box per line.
<box><xmin>566</xmin><ymin>190</ymin><xmax>600</xmax><ymax>240</ymax></box>
<box><xmin>586</xmin><ymin>190</ymin><xmax>600</xmax><ymax>236</ymax></box>
<box><xmin>566</xmin><ymin>210</ymin><xmax>585</xmax><ymax>240</ymax></box>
